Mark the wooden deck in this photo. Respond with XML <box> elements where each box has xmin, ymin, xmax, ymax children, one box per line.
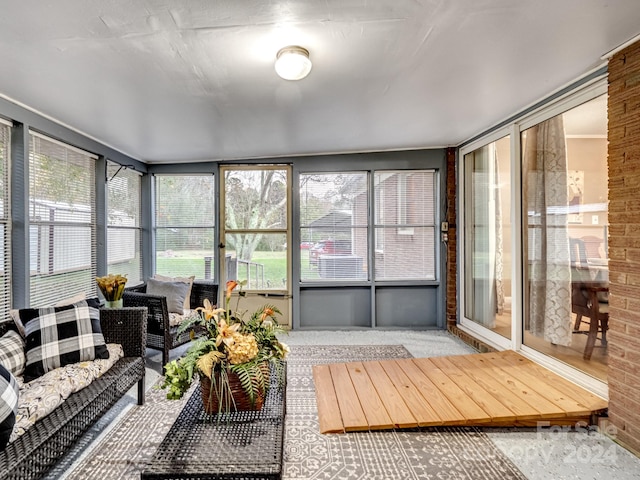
<box><xmin>312</xmin><ymin>350</ymin><xmax>608</xmax><ymax>434</ymax></box>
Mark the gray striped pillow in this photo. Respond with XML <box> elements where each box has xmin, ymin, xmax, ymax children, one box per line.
<box><xmin>0</xmin><ymin>330</ymin><xmax>26</xmax><ymax>377</ymax></box>
<box><xmin>0</xmin><ymin>364</ymin><xmax>19</xmax><ymax>450</ymax></box>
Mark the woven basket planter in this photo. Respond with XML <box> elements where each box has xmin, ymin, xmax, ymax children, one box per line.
<box><xmin>199</xmin><ymin>367</ymin><xmax>267</xmax><ymax>413</ymax></box>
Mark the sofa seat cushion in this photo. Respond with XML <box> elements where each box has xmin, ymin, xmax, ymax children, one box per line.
<box><xmin>168</xmin><ymin>310</ymin><xmax>199</xmax><ymax>328</ymax></box>
<box><xmin>9</xmin><ymin>343</ymin><xmax>124</xmax><ymax>443</ymax></box>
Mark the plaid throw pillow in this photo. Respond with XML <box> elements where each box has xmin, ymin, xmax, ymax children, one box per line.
<box><xmin>0</xmin><ymin>330</ymin><xmax>26</xmax><ymax>377</ymax></box>
<box><xmin>19</xmin><ymin>299</ymin><xmax>109</xmax><ymax>383</ymax></box>
<box><xmin>0</xmin><ymin>364</ymin><xmax>19</xmax><ymax>450</ymax></box>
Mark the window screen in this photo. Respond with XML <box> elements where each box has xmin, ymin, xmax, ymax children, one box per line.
<box><xmin>155</xmin><ymin>174</ymin><xmax>215</xmax><ymax>279</ymax></box>
<box><xmin>299</xmin><ymin>173</ymin><xmax>368</xmax><ymax>281</ymax></box>
<box><xmin>107</xmin><ymin>162</ymin><xmax>142</xmax><ymax>285</ymax></box>
<box><xmin>374</xmin><ymin>170</ymin><xmax>437</xmax><ymax>280</ymax></box>
<box><xmin>0</xmin><ymin>121</ymin><xmax>10</xmax><ymax>318</ymax></box>
<box><xmin>223</xmin><ymin>168</ymin><xmax>288</xmax><ymax>290</ymax></box>
<box><xmin>29</xmin><ymin>132</ymin><xmax>97</xmax><ymax>307</ymax></box>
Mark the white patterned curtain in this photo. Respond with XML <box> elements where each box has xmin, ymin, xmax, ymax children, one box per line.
<box><xmin>468</xmin><ymin>143</ymin><xmax>504</xmax><ymax>328</ymax></box>
<box><xmin>524</xmin><ymin>116</ymin><xmax>572</xmax><ymax>346</ymax></box>
<box><xmin>493</xmin><ymin>145</ymin><xmax>505</xmax><ymax>316</ymax></box>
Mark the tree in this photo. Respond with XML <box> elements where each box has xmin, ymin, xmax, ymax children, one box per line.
<box><xmin>224</xmin><ymin>169</ymin><xmax>287</xmax><ymax>260</ymax></box>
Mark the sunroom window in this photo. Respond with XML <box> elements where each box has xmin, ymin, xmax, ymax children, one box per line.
<box><xmin>28</xmin><ymin>132</ymin><xmax>97</xmax><ymax>307</ymax></box>
<box><xmin>107</xmin><ymin>162</ymin><xmax>142</xmax><ymax>285</ymax></box>
<box><xmin>154</xmin><ymin>174</ymin><xmax>215</xmax><ymax>280</ymax></box>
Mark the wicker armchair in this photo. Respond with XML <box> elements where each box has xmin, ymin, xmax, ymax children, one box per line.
<box><xmin>123</xmin><ymin>280</ymin><xmax>218</xmax><ymax>366</ymax></box>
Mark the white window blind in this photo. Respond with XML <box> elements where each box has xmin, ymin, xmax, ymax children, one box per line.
<box><xmin>374</xmin><ymin>170</ymin><xmax>436</xmax><ymax>280</ymax></box>
<box><xmin>107</xmin><ymin>162</ymin><xmax>142</xmax><ymax>285</ymax></box>
<box><xmin>29</xmin><ymin>133</ymin><xmax>97</xmax><ymax>307</ymax></box>
<box><xmin>155</xmin><ymin>174</ymin><xmax>215</xmax><ymax>279</ymax></box>
<box><xmin>0</xmin><ymin>123</ymin><xmax>10</xmax><ymax>319</ymax></box>
<box><xmin>299</xmin><ymin>173</ymin><xmax>368</xmax><ymax>281</ymax></box>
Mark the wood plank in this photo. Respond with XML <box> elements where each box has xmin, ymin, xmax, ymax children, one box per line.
<box><xmin>313</xmin><ymin>351</ymin><xmax>607</xmax><ymax>434</ymax></box>
<box><xmin>411</xmin><ymin>358</ymin><xmax>493</xmax><ymax>424</ymax></box>
<box><xmin>329</xmin><ymin>363</ymin><xmax>369</xmax><ymax>431</ymax></box>
<box><xmin>345</xmin><ymin>362</ymin><xmax>394</xmax><ymax>430</ymax></box>
<box><xmin>393</xmin><ymin>359</ymin><xmax>467</xmax><ymax>425</ymax></box>
<box><xmin>312</xmin><ymin>365</ymin><xmax>345</xmax><ymax>434</ymax></box>
<box><xmin>465</xmin><ymin>353</ymin><xmax>564</xmax><ymax>419</ymax></box>
<box><xmin>428</xmin><ymin>356</ymin><xmax>518</xmax><ymax>423</ymax></box>
<box><xmin>498</xmin><ymin>351</ymin><xmax>607</xmax><ymax>411</ymax></box>
<box><xmin>448</xmin><ymin>354</ymin><xmax>548</xmax><ymax>421</ymax></box>
<box><xmin>361</xmin><ymin>361</ymin><xmax>418</xmax><ymax>429</ymax></box>
<box><xmin>379</xmin><ymin>359</ymin><xmax>443</xmax><ymax>426</ymax></box>
<box><xmin>482</xmin><ymin>352</ymin><xmax>595</xmax><ymax>416</ymax></box>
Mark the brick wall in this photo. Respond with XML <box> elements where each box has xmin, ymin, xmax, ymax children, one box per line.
<box><xmin>445</xmin><ymin>147</ymin><xmax>457</xmax><ymax>329</ymax></box>
<box><xmin>607</xmin><ymin>38</ymin><xmax>640</xmax><ymax>456</ymax></box>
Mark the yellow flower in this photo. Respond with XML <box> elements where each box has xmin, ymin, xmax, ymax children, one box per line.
<box><xmin>96</xmin><ymin>274</ymin><xmax>128</xmax><ymax>301</ymax></box>
<box><xmin>276</xmin><ymin>341</ymin><xmax>290</xmax><ymax>358</ymax></box>
<box><xmin>226</xmin><ymin>333</ymin><xmax>259</xmax><ymax>364</ymax></box>
<box><xmin>196</xmin><ymin>299</ymin><xmax>225</xmax><ymax>320</ymax></box>
<box><xmin>216</xmin><ymin>318</ymin><xmax>240</xmax><ymax>347</ymax></box>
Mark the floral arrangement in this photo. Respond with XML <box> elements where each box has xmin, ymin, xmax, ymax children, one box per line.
<box><xmin>160</xmin><ymin>280</ymin><xmax>289</xmax><ymax>412</ymax></box>
<box><xmin>95</xmin><ymin>273</ymin><xmax>128</xmax><ymax>301</ymax></box>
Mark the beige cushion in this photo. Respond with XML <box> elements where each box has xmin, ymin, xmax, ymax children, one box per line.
<box><xmin>54</xmin><ymin>292</ymin><xmax>87</xmax><ymax>307</ymax></box>
<box><xmin>168</xmin><ymin>310</ymin><xmax>199</xmax><ymax>328</ymax></box>
<box><xmin>9</xmin><ymin>292</ymin><xmax>88</xmax><ymax>338</ymax></box>
<box><xmin>10</xmin><ymin>343</ymin><xmax>123</xmax><ymax>443</ymax></box>
<box><xmin>8</xmin><ymin>310</ymin><xmax>25</xmax><ymax>338</ymax></box>
<box><xmin>153</xmin><ymin>274</ymin><xmax>195</xmax><ymax>310</ymax></box>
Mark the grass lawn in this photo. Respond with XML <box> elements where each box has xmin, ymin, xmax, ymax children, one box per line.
<box><xmin>156</xmin><ymin>250</ymin><xmax>291</xmax><ymax>288</ymax></box>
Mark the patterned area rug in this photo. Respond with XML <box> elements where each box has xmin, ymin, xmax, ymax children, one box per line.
<box><xmin>61</xmin><ymin>345</ymin><xmax>526</xmax><ymax>479</ymax></box>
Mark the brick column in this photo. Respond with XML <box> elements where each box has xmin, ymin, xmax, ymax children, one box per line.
<box><xmin>445</xmin><ymin>147</ymin><xmax>457</xmax><ymax>328</ymax></box>
<box><xmin>607</xmin><ymin>38</ymin><xmax>640</xmax><ymax>456</ymax></box>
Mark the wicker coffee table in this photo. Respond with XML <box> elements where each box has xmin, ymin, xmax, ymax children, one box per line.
<box><xmin>141</xmin><ymin>368</ymin><xmax>286</xmax><ymax>480</ymax></box>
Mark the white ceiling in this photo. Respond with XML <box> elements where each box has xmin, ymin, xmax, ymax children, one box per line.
<box><xmin>0</xmin><ymin>0</ymin><xmax>638</xmax><ymax>164</ymax></box>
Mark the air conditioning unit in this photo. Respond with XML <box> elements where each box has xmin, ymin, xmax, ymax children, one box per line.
<box><xmin>318</xmin><ymin>254</ymin><xmax>364</xmax><ymax>279</ymax></box>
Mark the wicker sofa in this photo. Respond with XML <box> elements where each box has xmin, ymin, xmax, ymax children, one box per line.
<box><xmin>123</xmin><ymin>280</ymin><xmax>218</xmax><ymax>366</ymax></box>
<box><xmin>0</xmin><ymin>306</ymin><xmax>147</xmax><ymax>480</ymax></box>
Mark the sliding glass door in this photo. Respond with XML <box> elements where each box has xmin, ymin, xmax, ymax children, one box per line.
<box><xmin>522</xmin><ymin>94</ymin><xmax>609</xmax><ymax>382</ymax></box>
<box><xmin>462</xmin><ymin>135</ymin><xmax>512</xmax><ymax>342</ymax></box>
<box><xmin>460</xmin><ymin>89</ymin><xmax>609</xmax><ymax>385</ymax></box>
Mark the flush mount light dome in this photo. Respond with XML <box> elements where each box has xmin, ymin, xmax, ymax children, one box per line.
<box><xmin>275</xmin><ymin>45</ymin><xmax>312</xmax><ymax>80</ymax></box>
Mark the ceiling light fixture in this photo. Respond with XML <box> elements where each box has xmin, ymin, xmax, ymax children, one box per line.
<box><xmin>275</xmin><ymin>45</ymin><xmax>312</xmax><ymax>81</ymax></box>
